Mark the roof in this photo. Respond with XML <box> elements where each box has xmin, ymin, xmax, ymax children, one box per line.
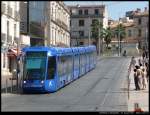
<box><xmin>133</xmin><ymin>11</ymin><xmax>149</xmax><ymax>17</ymax></box>
<box><xmin>68</xmin><ymin>5</ymin><xmax>105</xmax><ymax>9</ymax></box>
<box><xmin>109</xmin><ymin>22</ymin><xmax>135</xmax><ymax>29</ymax></box>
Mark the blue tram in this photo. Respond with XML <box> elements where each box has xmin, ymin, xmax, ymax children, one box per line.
<box><xmin>22</xmin><ymin>45</ymin><xmax>97</xmax><ymax>93</ymax></box>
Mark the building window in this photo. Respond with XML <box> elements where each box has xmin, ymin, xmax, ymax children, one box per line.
<box><xmin>92</xmin><ymin>19</ymin><xmax>98</xmax><ymax>24</ymax></box>
<box><xmin>14</xmin><ymin>24</ymin><xmax>16</xmax><ymax>41</ymax></box>
<box><xmin>79</xmin><ymin>31</ymin><xmax>84</xmax><ymax>37</ymax></box>
<box><xmin>70</xmin><ymin>20</ymin><xmax>71</xmax><ymax>26</ymax></box>
<box><xmin>95</xmin><ymin>9</ymin><xmax>99</xmax><ymax>15</ymax></box>
<box><xmin>79</xmin><ymin>20</ymin><xmax>84</xmax><ymax>26</ymax></box>
<box><xmin>138</xmin><ymin>29</ymin><xmax>141</xmax><ymax>37</ymax></box>
<box><xmin>128</xmin><ymin>30</ymin><xmax>132</xmax><ymax>37</ymax></box>
<box><xmin>84</xmin><ymin>9</ymin><xmax>88</xmax><ymax>15</ymax></box>
<box><xmin>3</xmin><ymin>53</ymin><xmax>5</xmax><ymax>68</ymax></box>
<box><xmin>138</xmin><ymin>18</ymin><xmax>141</xmax><ymax>25</ymax></box>
<box><xmin>7</xmin><ymin>21</ymin><xmax>9</xmax><ymax>43</ymax></box>
<box><xmin>79</xmin><ymin>9</ymin><xmax>82</xmax><ymax>15</ymax></box>
<box><xmin>80</xmin><ymin>42</ymin><xmax>83</xmax><ymax>45</ymax></box>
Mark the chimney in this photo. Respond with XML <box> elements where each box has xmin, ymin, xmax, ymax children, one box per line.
<box><xmin>144</xmin><ymin>7</ymin><xmax>147</xmax><ymax>12</ymax></box>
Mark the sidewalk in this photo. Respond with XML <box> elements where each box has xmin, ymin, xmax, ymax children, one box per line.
<box><xmin>1</xmin><ymin>74</ymin><xmax>17</xmax><ymax>93</ymax></box>
<box><xmin>128</xmin><ymin>58</ymin><xmax>149</xmax><ymax>112</ymax></box>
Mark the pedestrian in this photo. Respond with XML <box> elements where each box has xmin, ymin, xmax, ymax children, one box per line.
<box><xmin>135</xmin><ymin>65</ymin><xmax>143</xmax><ymax>90</ymax></box>
<box><xmin>142</xmin><ymin>51</ymin><xmax>146</xmax><ymax>60</ymax></box>
<box><xmin>145</xmin><ymin>62</ymin><xmax>149</xmax><ymax>83</ymax></box>
<box><xmin>139</xmin><ymin>63</ymin><xmax>144</xmax><ymax>70</ymax></box>
<box><xmin>138</xmin><ymin>58</ymin><xmax>142</xmax><ymax>66</ymax></box>
<box><xmin>131</xmin><ymin>56</ymin><xmax>136</xmax><ymax>69</ymax></box>
<box><xmin>141</xmin><ymin>68</ymin><xmax>147</xmax><ymax>89</ymax></box>
<box><xmin>133</xmin><ymin>69</ymin><xmax>140</xmax><ymax>90</ymax></box>
<box><xmin>123</xmin><ymin>50</ymin><xmax>126</xmax><ymax>57</ymax></box>
<box><xmin>145</xmin><ymin>50</ymin><xmax>148</xmax><ymax>58</ymax></box>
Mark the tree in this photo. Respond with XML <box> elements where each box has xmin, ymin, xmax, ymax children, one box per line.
<box><xmin>103</xmin><ymin>27</ymin><xmax>113</xmax><ymax>49</ymax></box>
<box><xmin>115</xmin><ymin>23</ymin><xmax>126</xmax><ymax>55</ymax></box>
<box><xmin>91</xmin><ymin>20</ymin><xmax>104</xmax><ymax>55</ymax></box>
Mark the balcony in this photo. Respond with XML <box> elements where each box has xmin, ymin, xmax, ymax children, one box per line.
<box><xmin>1</xmin><ymin>3</ymin><xmax>6</xmax><ymax>14</ymax></box>
<box><xmin>55</xmin><ymin>18</ymin><xmax>69</xmax><ymax>32</ymax></box>
<box><xmin>7</xmin><ymin>6</ymin><xmax>12</xmax><ymax>17</ymax></box>
<box><xmin>7</xmin><ymin>35</ymin><xmax>12</xmax><ymax>43</ymax></box>
<box><xmin>71</xmin><ymin>14</ymin><xmax>104</xmax><ymax>18</ymax></box>
<box><xmin>14</xmin><ymin>11</ymin><xmax>20</xmax><ymax>21</ymax></box>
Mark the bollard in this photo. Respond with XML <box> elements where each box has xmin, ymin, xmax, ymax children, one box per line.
<box><xmin>11</xmin><ymin>78</ymin><xmax>13</xmax><ymax>93</ymax></box>
<box><xmin>134</xmin><ymin>103</ymin><xmax>143</xmax><ymax>112</ymax></box>
<box><xmin>6</xmin><ymin>79</ymin><xmax>8</xmax><ymax>93</ymax></box>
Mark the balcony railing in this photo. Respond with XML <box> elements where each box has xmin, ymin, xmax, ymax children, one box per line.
<box><xmin>55</xmin><ymin>18</ymin><xmax>69</xmax><ymax>31</ymax></box>
<box><xmin>71</xmin><ymin>14</ymin><xmax>104</xmax><ymax>18</ymax></box>
<box><xmin>14</xmin><ymin>11</ymin><xmax>20</xmax><ymax>21</ymax></box>
<box><xmin>7</xmin><ymin>6</ymin><xmax>12</xmax><ymax>17</ymax></box>
<box><xmin>1</xmin><ymin>3</ymin><xmax>6</xmax><ymax>14</ymax></box>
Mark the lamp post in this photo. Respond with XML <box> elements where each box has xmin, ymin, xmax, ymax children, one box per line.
<box><xmin>88</xmin><ymin>16</ymin><xmax>91</xmax><ymax>46</ymax></box>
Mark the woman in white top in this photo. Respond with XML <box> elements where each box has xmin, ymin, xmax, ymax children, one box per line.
<box><xmin>141</xmin><ymin>68</ymin><xmax>147</xmax><ymax>89</ymax></box>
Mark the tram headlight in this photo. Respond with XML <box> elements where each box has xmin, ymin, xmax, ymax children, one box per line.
<box><xmin>23</xmin><ymin>81</ymin><xmax>26</xmax><ymax>84</ymax></box>
<box><xmin>41</xmin><ymin>80</ymin><xmax>44</xmax><ymax>84</ymax></box>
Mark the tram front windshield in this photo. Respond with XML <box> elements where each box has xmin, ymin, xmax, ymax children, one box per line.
<box><xmin>23</xmin><ymin>52</ymin><xmax>47</xmax><ymax>80</ymax></box>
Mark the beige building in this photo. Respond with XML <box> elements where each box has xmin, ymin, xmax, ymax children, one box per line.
<box><xmin>69</xmin><ymin>5</ymin><xmax>108</xmax><ymax>46</ymax></box>
<box><xmin>1</xmin><ymin>1</ymin><xmax>20</xmax><ymax>76</ymax></box>
<box><xmin>133</xmin><ymin>7</ymin><xmax>149</xmax><ymax>49</ymax></box>
<box><xmin>45</xmin><ymin>1</ymin><xmax>70</xmax><ymax>47</ymax></box>
<box><xmin>108</xmin><ymin>7</ymin><xmax>149</xmax><ymax>55</ymax></box>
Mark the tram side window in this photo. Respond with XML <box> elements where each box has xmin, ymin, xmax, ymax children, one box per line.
<box><xmin>66</xmin><ymin>56</ymin><xmax>70</xmax><ymax>74</ymax></box>
<box><xmin>75</xmin><ymin>55</ymin><xmax>79</xmax><ymax>68</ymax></box>
<box><xmin>82</xmin><ymin>54</ymin><xmax>85</xmax><ymax>66</ymax></box>
<box><xmin>69</xmin><ymin>56</ymin><xmax>73</xmax><ymax>73</ymax></box>
<box><xmin>58</xmin><ymin>56</ymin><xmax>67</xmax><ymax>76</ymax></box>
<box><xmin>47</xmin><ymin>56</ymin><xmax>56</xmax><ymax>79</ymax></box>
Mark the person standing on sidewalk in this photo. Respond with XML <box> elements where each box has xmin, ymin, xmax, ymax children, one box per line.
<box><xmin>135</xmin><ymin>65</ymin><xmax>143</xmax><ymax>90</ymax></box>
<box><xmin>133</xmin><ymin>69</ymin><xmax>140</xmax><ymax>90</ymax></box>
<box><xmin>141</xmin><ymin>68</ymin><xmax>147</xmax><ymax>89</ymax></box>
<box><xmin>130</xmin><ymin>56</ymin><xmax>136</xmax><ymax>69</ymax></box>
<box><xmin>145</xmin><ymin>62</ymin><xmax>149</xmax><ymax>83</ymax></box>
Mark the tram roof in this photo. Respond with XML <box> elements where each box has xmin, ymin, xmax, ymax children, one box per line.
<box><xmin>22</xmin><ymin>45</ymin><xmax>96</xmax><ymax>56</ymax></box>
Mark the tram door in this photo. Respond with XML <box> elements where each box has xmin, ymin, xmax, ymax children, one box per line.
<box><xmin>47</xmin><ymin>56</ymin><xmax>56</xmax><ymax>80</ymax></box>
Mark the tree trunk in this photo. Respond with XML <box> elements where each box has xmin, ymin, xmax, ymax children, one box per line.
<box><xmin>98</xmin><ymin>37</ymin><xmax>101</xmax><ymax>56</ymax></box>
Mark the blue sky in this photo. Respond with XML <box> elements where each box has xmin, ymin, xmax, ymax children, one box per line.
<box><xmin>64</xmin><ymin>1</ymin><xmax>149</xmax><ymax>20</ymax></box>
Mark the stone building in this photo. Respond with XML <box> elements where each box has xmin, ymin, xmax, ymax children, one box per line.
<box><xmin>69</xmin><ymin>5</ymin><xmax>108</xmax><ymax>46</ymax></box>
<box><xmin>1</xmin><ymin>1</ymin><xmax>20</xmax><ymax>76</ymax></box>
<box><xmin>45</xmin><ymin>1</ymin><xmax>70</xmax><ymax>47</ymax></box>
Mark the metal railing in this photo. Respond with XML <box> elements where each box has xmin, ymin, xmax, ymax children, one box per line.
<box><xmin>127</xmin><ymin>58</ymin><xmax>132</xmax><ymax>99</ymax></box>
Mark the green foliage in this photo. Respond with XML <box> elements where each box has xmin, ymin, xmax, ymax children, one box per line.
<box><xmin>103</xmin><ymin>27</ymin><xmax>113</xmax><ymax>49</ymax></box>
<box><xmin>115</xmin><ymin>23</ymin><xmax>126</xmax><ymax>41</ymax></box>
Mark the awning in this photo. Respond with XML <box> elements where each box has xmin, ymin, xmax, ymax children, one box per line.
<box><xmin>7</xmin><ymin>48</ymin><xmax>22</xmax><ymax>57</ymax></box>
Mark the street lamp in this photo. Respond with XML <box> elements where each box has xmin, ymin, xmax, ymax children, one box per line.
<box><xmin>88</xmin><ymin>16</ymin><xmax>91</xmax><ymax>46</ymax></box>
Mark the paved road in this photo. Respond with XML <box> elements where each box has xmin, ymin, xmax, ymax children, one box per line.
<box><xmin>1</xmin><ymin>57</ymin><xmax>131</xmax><ymax>111</ymax></box>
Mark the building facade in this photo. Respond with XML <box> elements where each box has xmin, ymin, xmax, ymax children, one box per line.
<box><xmin>20</xmin><ymin>2</ymin><xmax>30</xmax><ymax>48</ymax></box>
<box><xmin>1</xmin><ymin>1</ymin><xmax>20</xmax><ymax>76</ymax></box>
<box><xmin>69</xmin><ymin>5</ymin><xmax>108</xmax><ymax>46</ymax></box>
<box><xmin>45</xmin><ymin>1</ymin><xmax>70</xmax><ymax>47</ymax></box>
<box><xmin>133</xmin><ymin>7</ymin><xmax>149</xmax><ymax>50</ymax></box>
<box><xmin>108</xmin><ymin>7</ymin><xmax>149</xmax><ymax>55</ymax></box>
